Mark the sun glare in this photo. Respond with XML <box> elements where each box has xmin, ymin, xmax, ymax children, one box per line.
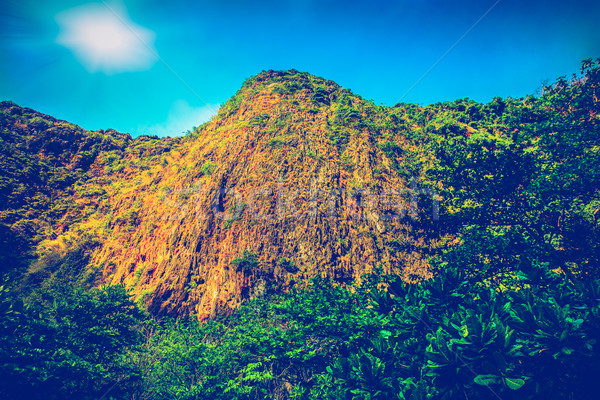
<box><xmin>55</xmin><ymin>2</ymin><xmax>157</xmax><ymax>74</ymax></box>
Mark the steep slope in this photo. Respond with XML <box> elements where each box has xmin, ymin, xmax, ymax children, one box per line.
<box><xmin>10</xmin><ymin>62</ymin><xmax>598</xmax><ymax>320</ymax></box>
<box><xmin>81</xmin><ymin>70</ymin><xmax>444</xmax><ymax>318</ymax></box>
<box><xmin>0</xmin><ymin>101</ymin><xmax>130</xmax><ymax>270</ymax></box>
<box><xmin>0</xmin><ymin>101</ymin><xmax>182</xmax><ymax>287</ymax></box>
<box><xmin>0</xmin><ymin>70</ymin><xmax>443</xmax><ymax>318</ymax></box>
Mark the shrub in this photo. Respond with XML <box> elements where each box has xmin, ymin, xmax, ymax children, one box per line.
<box><xmin>278</xmin><ymin>257</ymin><xmax>298</xmax><ymax>273</ymax></box>
<box><xmin>309</xmin><ymin>264</ymin><xmax>600</xmax><ymax>400</ymax></box>
<box><xmin>267</xmin><ymin>137</ymin><xmax>286</xmax><ymax>148</ymax></box>
<box><xmin>0</xmin><ymin>284</ymin><xmax>145</xmax><ymax>400</ymax></box>
<box><xmin>232</xmin><ymin>250</ymin><xmax>259</xmax><ymax>271</ymax></box>
<box><xmin>311</xmin><ymin>87</ymin><xmax>330</xmax><ymax>106</ymax></box>
<box><xmin>200</xmin><ymin>161</ymin><xmax>217</xmax><ymax>176</ymax></box>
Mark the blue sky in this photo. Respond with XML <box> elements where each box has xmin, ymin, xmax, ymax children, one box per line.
<box><xmin>1</xmin><ymin>0</ymin><xmax>599</xmax><ymax>137</ymax></box>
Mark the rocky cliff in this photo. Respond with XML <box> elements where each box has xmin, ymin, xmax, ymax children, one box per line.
<box><xmin>2</xmin><ymin>70</ymin><xmax>447</xmax><ymax>318</ymax></box>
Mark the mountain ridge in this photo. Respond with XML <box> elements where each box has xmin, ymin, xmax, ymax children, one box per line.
<box><xmin>1</xmin><ymin>69</ymin><xmax>442</xmax><ymax>318</ymax></box>
<box><xmin>2</xmin><ymin>61</ymin><xmax>599</xmax><ymax>319</ymax></box>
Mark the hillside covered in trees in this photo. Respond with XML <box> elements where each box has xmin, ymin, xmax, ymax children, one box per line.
<box><xmin>1</xmin><ymin>58</ymin><xmax>599</xmax><ymax>399</ymax></box>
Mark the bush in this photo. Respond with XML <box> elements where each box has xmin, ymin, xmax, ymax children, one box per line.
<box><xmin>279</xmin><ymin>257</ymin><xmax>298</xmax><ymax>273</ymax></box>
<box><xmin>232</xmin><ymin>250</ymin><xmax>259</xmax><ymax>271</ymax></box>
<box><xmin>267</xmin><ymin>137</ymin><xmax>286</xmax><ymax>148</ymax></box>
<box><xmin>309</xmin><ymin>264</ymin><xmax>600</xmax><ymax>400</ymax></box>
<box><xmin>200</xmin><ymin>161</ymin><xmax>218</xmax><ymax>176</ymax></box>
<box><xmin>0</xmin><ymin>284</ymin><xmax>145</xmax><ymax>400</ymax></box>
<box><xmin>128</xmin><ymin>276</ymin><xmax>380</xmax><ymax>400</ymax></box>
<box><xmin>311</xmin><ymin>87</ymin><xmax>330</xmax><ymax>106</ymax></box>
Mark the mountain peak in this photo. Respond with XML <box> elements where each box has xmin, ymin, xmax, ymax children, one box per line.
<box><xmin>3</xmin><ymin>70</ymin><xmax>434</xmax><ymax>319</ymax></box>
<box><xmin>246</xmin><ymin>69</ymin><xmax>335</xmax><ymax>86</ymax></box>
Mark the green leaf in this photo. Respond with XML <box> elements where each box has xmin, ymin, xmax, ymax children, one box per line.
<box><xmin>560</xmin><ymin>329</ymin><xmax>569</xmax><ymax>341</ymax></box>
<box><xmin>504</xmin><ymin>377</ymin><xmax>525</xmax><ymax>390</ymax></box>
<box><xmin>425</xmin><ymin>351</ymin><xmax>449</xmax><ymax>364</ymax></box>
<box><xmin>474</xmin><ymin>374</ymin><xmax>500</xmax><ymax>386</ymax></box>
<box><xmin>561</xmin><ymin>347</ymin><xmax>574</xmax><ymax>355</ymax></box>
<box><xmin>504</xmin><ymin>328</ymin><xmax>514</xmax><ymax>349</ymax></box>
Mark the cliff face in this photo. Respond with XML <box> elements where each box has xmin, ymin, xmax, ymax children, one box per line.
<box><xmin>97</xmin><ymin>70</ymin><xmax>442</xmax><ymax>318</ymax></box>
<box><xmin>2</xmin><ymin>70</ymin><xmax>444</xmax><ymax>318</ymax></box>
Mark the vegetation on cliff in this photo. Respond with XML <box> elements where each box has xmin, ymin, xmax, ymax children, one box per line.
<box><xmin>0</xmin><ymin>58</ymin><xmax>599</xmax><ymax>399</ymax></box>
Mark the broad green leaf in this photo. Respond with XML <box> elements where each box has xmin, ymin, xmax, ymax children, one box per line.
<box><xmin>425</xmin><ymin>351</ymin><xmax>448</xmax><ymax>364</ymax></box>
<box><xmin>474</xmin><ymin>374</ymin><xmax>500</xmax><ymax>386</ymax></box>
<box><xmin>504</xmin><ymin>377</ymin><xmax>525</xmax><ymax>390</ymax></box>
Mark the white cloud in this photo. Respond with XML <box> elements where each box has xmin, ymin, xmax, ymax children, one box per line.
<box><xmin>138</xmin><ymin>100</ymin><xmax>218</xmax><ymax>137</ymax></box>
<box><xmin>55</xmin><ymin>1</ymin><xmax>158</xmax><ymax>74</ymax></box>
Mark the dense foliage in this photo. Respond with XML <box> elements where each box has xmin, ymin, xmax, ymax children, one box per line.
<box><xmin>0</xmin><ymin>283</ymin><xmax>145</xmax><ymax>400</ymax></box>
<box><xmin>2</xmin><ymin>265</ymin><xmax>599</xmax><ymax>399</ymax></box>
<box><xmin>0</xmin><ymin>102</ymin><xmax>129</xmax><ymax>271</ymax></box>
<box><xmin>1</xmin><ymin>59</ymin><xmax>599</xmax><ymax>398</ymax></box>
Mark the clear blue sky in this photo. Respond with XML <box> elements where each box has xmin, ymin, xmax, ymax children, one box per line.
<box><xmin>1</xmin><ymin>0</ymin><xmax>599</xmax><ymax>137</ymax></box>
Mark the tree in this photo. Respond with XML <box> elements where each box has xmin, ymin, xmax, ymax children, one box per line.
<box><xmin>0</xmin><ymin>284</ymin><xmax>145</xmax><ymax>400</ymax></box>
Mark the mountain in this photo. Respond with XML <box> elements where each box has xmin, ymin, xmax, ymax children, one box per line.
<box><xmin>2</xmin><ymin>60</ymin><xmax>600</xmax><ymax>400</ymax></box>
<box><xmin>2</xmin><ymin>63</ymin><xmax>600</xmax><ymax>320</ymax></box>
<box><xmin>1</xmin><ymin>70</ymin><xmax>442</xmax><ymax>318</ymax></box>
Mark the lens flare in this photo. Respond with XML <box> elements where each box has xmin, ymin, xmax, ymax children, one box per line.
<box><xmin>55</xmin><ymin>1</ymin><xmax>157</xmax><ymax>74</ymax></box>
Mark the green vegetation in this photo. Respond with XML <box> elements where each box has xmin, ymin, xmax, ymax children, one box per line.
<box><xmin>311</xmin><ymin>87</ymin><xmax>331</xmax><ymax>106</ymax></box>
<box><xmin>232</xmin><ymin>250</ymin><xmax>259</xmax><ymax>271</ymax></box>
<box><xmin>428</xmin><ymin>58</ymin><xmax>600</xmax><ymax>284</ymax></box>
<box><xmin>0</xmin><ymin>101</ymin><xmax>178</xmax><ymax>277</ymax></box>
<box><xmin>268</xmin><ymin>136</ymin><xmax>287</xmax><ymax>148</ymax></box>
<box><xmin>219</xmin><ymin>92</ymin><xmax>243</xmax><ymax>118</ymax></box>
<box><xmin>249</xmin><ymin>113</ymin><xmax>270</xmax><ymax>128</ymax></box>
<box><xmin>2</xmin><ymin>264</ymin><xmax>599</xmax><ymax>399</ymax></box>
<box><xmin>200</xmin><ymin>161</ymin><xmax>218</xmax><ymax>176</ymax></box>
<box><xmin>0</xmin><ymin>283</ymin><xmax>145</xmax><ymax>400</ymax></box>
<box><xmin>279</xmin><ymin>257</ymin><xmax>298</xmax><ymax>273</ymax></box>
<box><xmin>334</xmin><ymin>105</ymin><xmax>361</xmax><ymax>125</ymax></box>
<box><xmin>224</xmin><ymin>203</ymin><xmax>246</xmax><ymax>228</ymax></box>
<box><xmin>1</xmin><ymin>59</ymin><xmax>600</xmax><ymax>399</ymax></box>
<box><xmin>328</xmin><ymin>127</ymin><xmax>350</xmax><ymax>150</ymax></box>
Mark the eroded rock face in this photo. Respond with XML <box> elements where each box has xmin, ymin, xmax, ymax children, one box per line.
<box><xmin>28</xmin><ymin>71</ymin><xmax>443</xmax><ymax>318</ymax></box>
